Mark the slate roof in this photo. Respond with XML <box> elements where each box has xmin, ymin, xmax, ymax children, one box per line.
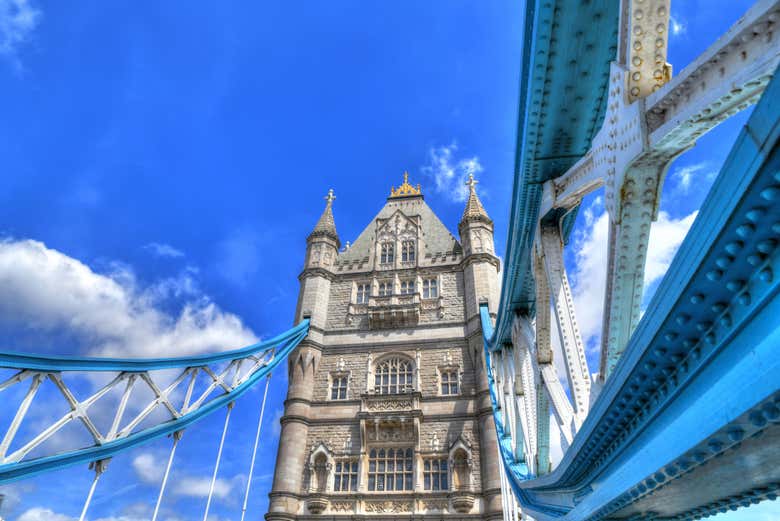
<box><xmin>337</xmin><ymin>194</ymin><xmax>461</xmax><ymax>263</ymax></box>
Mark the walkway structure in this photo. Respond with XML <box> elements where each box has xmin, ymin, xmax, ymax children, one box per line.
<box><xmin>0</xmin><ymin>1</ymin><xmax>779</xmax><ymax>520</ymax></box>
<box><xmin>482</xmin><ymin>0</ymin><xmax>780</xmax><ymax>519</ymax></box>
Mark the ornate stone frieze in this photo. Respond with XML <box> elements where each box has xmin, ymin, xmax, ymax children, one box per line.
<box><xmin>363</xmin><ymin>500</ymin><xmax>414</xmax><ymax>513</ymax></box>
<box><xmin>328</xmin><ymin>500</ymin><xmax>355</xmax><ymax>513</ymax></box>
<box><xmin>421</xmin><ymin>499</ymin><xmax>449</xmax><ymax>512</ymax></box>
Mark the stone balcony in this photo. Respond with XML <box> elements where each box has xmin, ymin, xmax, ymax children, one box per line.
<box><xmin>366</xmin><ymin>293</ymin><xmax>420</xmax><ymax>329</ymax></box>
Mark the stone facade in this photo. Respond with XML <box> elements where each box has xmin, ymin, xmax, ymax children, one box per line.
<box><xmin>267</xmin><ymin>174</ymin><xmax>502</xmax><ymax>520</ymax></box>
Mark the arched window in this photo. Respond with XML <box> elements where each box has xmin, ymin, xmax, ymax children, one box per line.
<box><xmin>380</xmin><ymin>242</ymin><xmax>394</xmax><ymax>264</ymax></box>
<box><xmin>401</xmin><ymin>240</ymin><xmax>415</xmax><ymax>262</ymax></box>
<box><xmin>374</xmin><ymin>357</ymin><xmax>414</xmax><ymax>394</ymax></box>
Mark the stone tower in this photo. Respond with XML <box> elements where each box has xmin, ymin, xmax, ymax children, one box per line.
<box><xmin>267</xmin><ymin>173</ymin><xmax>502</xmax><ymax>521</ymax></box>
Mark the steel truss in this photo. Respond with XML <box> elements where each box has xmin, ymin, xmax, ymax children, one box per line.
<box><xmin>0</xmin><ymin>320</ymin><xmax>309</xmax><ymax>484</ymax></box>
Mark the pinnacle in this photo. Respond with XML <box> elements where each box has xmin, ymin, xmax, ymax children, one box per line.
<box><xmin>309</xmin><ymin>188</ymin><xmax>340</xmax><ymax>245</ymax></box>
<box><xmin>460</xmin><ymin>174</ymin><xmax>491</xmax><ymax>224</ymax></box>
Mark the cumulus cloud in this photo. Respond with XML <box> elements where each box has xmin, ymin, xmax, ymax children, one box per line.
<box><xmin>0</xmin><ymin>0</ymin><xmax>40</xmax><ymax>67</ymax></box>
<box><xmin>0</xmin><ymin>239</ymin><xmax>257</xmax><ymax>357</ymax></box>
<box><xmin>144</xmin><ymin>242</ymin><xmax>185</xmax><ymax>259</ymax></box>
<box><xmin>17</xmin><ymin>508</ymin><xmax>74</xmax><ymax>521</ymax></box>
<box><xmin>421</xmin><ymin>143</ymin><xmax>483</xmax><ymax>203</ymax></box>
<box><xmin>671</xmin><ymin>162</ymin><xmax>711</xmax><ymax>194</ymax></box>
<box><xmin>132</xmin><ymin>452</ymin><xmax>164</xmax><ymax>484</ymax></box>
<box><xmin>132</xmin><ymin>450</ymin><xmax>238</xmax><ymax>500</ymax></box>
<box><xmin>174</xmin><ymin>476</ymin><xmax>233</xmax><ymax>499</ymax></box>
<box><xmin>568</xmin><ymin>203</ymin><xmax>697</xmax><ymax>353</ymax></box>
<box><xmin>16</xmin><ymin>507</ymin><xmax>155</xmax><ymax>521</ymax></box>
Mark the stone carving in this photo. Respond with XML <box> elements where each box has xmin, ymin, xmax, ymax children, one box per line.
<box><xmin>367</xmin><ymin>399</ymin><xmax>413</xmax><ymax>412</ymax></box>
<box><xmin>366</xmin><ymin>422</ymin><xmax>414</xmax><ymax>442</ymax></box>
<box><xmin>422</xmin><ymin>499</ymin><xmax>449</xmax><ymax>512</ymax></box>
<box><xmin>364</xmin><ymin>500</ymin><xmax>413</xmax><ymax>513</ymax></box>
<box><xmin>329</xmin><ymin>501</ymin><xmax>354</xmax><ymax>513</ymax></box>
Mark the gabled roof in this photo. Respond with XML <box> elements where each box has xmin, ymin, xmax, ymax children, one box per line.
<box><xmin>337</xmin><ymin>194</ymin><xmax>461</xmax><ymax>264</ymax></box>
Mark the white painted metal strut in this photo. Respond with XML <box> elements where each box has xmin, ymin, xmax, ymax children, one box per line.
<box><xmin>539</xmin><ymin>227</ymin><xmax>591</xmax><ymax>423</ymax></box>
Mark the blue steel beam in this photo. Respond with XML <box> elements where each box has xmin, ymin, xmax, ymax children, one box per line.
<box><xmin>0</xmin><ymin>319</ymin><xmax>309</xmax><ymax>372</ymax></box>
<box><xmin>491</xmin><ymin>0</ymin><xmax>618</xmax><ymax>348</ymax></box>
<box><xmin>482</xmin><ymin>66</ymin><xmax>780</xmax><ymax>519</ymax></box>
<box><xmin>0</xmin><ymin>321</ymin><xmax>309</xmax><ymax>485</ymax></box>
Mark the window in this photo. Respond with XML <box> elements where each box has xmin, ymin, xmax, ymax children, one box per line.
<box><xmin>334</xmin><ymin>460</ymin><xmax>359</xmax><ymax>491</ymax></box>
<box><xmin>356</xmin><ymin>283</ymin><xmax>369</xmax><ymax>304</ymax></box>
<box><xmin>401</xmin><ymin>241</ymin><xmax>416</xmax><ymax>262</ymax></box>
<box><xmin>331</xmin><ymin>375</ymin><xmax>348</xmax><ymax>400</ymax></box>
<box><xmin>374</xmin><ymin>357</ymin><xmax>414</xmax><ymax>394</ymax></box>
<box><xmin>368</xmin><ymin>448</ymin><xmax>413</xmax><ymax>491</ymax></box>
<box><xmin>422</xmin><ymin>278</ymin><xmax>438</xmax><ymax>299</ymax></box>
<box><xmin>400</xmin><ymin>280</ymin><xmax>415</xmax><ymax>295</ymax></box>
<box><xmin>440</xmin><ymin>370</ymin><xmax>459</xmax><ymax>396</ymax></box>
<box><xmin>380</xmin><ymin>242</ymin><xmax>394</xmax><ymax>264</ymax></box>
<box><xmin>378</xmin><ymin>281</ymin><xmax>391</xmax><ymax>297</ymax></box>
<box><xmin>423</xmin><ymin>459</ymin><xmax>449</xmax><ymax>490</ymax></box>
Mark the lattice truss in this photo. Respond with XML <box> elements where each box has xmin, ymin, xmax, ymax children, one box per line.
<box><xmin>485</xmin><ymin>0</ymin><xmax>780</xmax><ymax>484</ymax></box>
<box><xmin>0</xmin><ymin>322</ymin><xmax>308</xmax><ymax>484</ymax></box>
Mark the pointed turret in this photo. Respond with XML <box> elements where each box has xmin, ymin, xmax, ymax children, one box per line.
<box><xmin>459</xmin><ymin>172</ymin><xmax>500</xmax><ymax>322</ymax></box>
<box><xmin>460</xmin><ymin>173</ymin><xmax>492</xmax><ymax>225</ymax></box>
<box><xmin>308</xmin><ymin>188</ymin><xmax>340</xmax><ymax>247</ymax></box>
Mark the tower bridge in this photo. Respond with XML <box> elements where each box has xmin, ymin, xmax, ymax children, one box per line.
<box><xmin>1</xmin><ymin>1</ymin><xmax>780</xmax><ymax>520</ymax></box>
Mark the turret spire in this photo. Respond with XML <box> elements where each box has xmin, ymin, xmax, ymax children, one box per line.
<box><xmin>309</xmin><ymin>188</ymin><xmax>340</xmax><ymax>246</ymax></box>
<box><xmin>461</xmin><ymin>173</ymin><xmax>491</xmax><ymax>224</ymax></box>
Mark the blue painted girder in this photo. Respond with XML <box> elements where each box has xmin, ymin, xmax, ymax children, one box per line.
<box><xmin>490</xmin><ymin>0</ymin><xmax>619</xmax><ymax>348</ymax></box>
<box><xmin>482</xmin><ymin>65</ymin><xmax>780</xmax><ymax>520</ymax></box>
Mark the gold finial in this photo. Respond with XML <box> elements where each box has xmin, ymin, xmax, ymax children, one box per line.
<box><xmin>324</xmin><ymin>188</ymin><xmax>336</xmax><ymax>204</ymax></box>
<box><xmin>389</xmin><ymin>171</ymin><xmax>422</xmax><ymax>198</ymax></box>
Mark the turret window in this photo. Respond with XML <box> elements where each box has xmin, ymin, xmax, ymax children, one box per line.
<box><xmin>333</xmin><ymin>460</ymin><xmax>359</xmax><ymax>491</ymax></box>
<box><xmin>374</xmin><ymin>357</ymin><xmax>414</xmax><ymax>394</ymax></box>
<box><xmin>440</xmin><ymin>370</ymin><xmax>459</xmax><ymax>396</ymax></box>
<box><xmin>331</xmin><ymin>374</ymin><xmax>349</xmax><ymax>400</ymax></box>
<box><xmin>380</xmin><ymin>242</ymin><xmax>394</xmax><ymax>264</ymax></box>
<box><xmin>356</xmin><ymin>283</ymin><xmax>370</xmax><ymax>304</ymax></box>
<box><xmin>423</xmin><ymin>458</ymin><xmax>449</xmax><ymax>490</ymax></box>
<box><xmin>401</xmin><ymin>240</ymin><xmax>416</xmax><ymax>262</ymax></box>
<box><xmin>368</xmin><ymin>448</ymin><xmax>413</xmax><ymax>491</ymax></box>
<box><xmin>400</xmin><ymin>280</ymin><xmax>415</xmax><ymax>295</ymax></box>
<box><xmin>422</xmin><ymin>278</ymin><xmax>438</xmax><ymax>299</ymax></box>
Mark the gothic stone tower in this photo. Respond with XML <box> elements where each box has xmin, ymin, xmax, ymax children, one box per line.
<box><xmin>267</xmin><ymin>173</ymin><xmax>502</xmax><ymax>520</ymax></box>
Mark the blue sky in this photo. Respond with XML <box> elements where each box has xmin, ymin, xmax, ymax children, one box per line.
<box><xmin>0</xmin><ymin>1</ymin><xmax>776</xmax><ymax>520</ymax></box>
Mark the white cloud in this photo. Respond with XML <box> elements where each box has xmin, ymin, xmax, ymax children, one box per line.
<box><xmin>174</xmin><ymin>476</ymin><xmax>232</xmax><ymax>499</ymax></box>
<box><xmin>144</xmin><ymin>242</ymin><xmax>185</xmax><ymax>259</ymax></box>
<box><xmin>17</xmin><ymin>508</ymin><xmax>74</xmax><ymax>521</ymax></box>
<box><xmin>671</xmin><ymin>162</ymin><xmax>711</xmax><ymax>194</ymax></box>
<box><xmin>670</xmin><ymin>15</ymin><xmax>686</xmax><ymax>37</ymax></box>
<box><xmin>0</xmin><ymin>0</ymin><xmax>40</xmax><ymax>67</ymax></box>
<box><xmin>132</xmin><ymin>452</ymin><xmax>164</xmax><ymax>484</ymax></box>
<box><xmin>421</xmin><ymin>143</ymin><xmax>483</xmax><ymax>203</ymax></box>
<box><xmin>132</xmin><ymin>450</ymin><xmax>240</xmax><ymax>502</ymax></box>
<box><xmin>0</xmin><ymin>239</ymin><xmax>257</xmax><ymax>357</ymax></box>
<box><xmin>568</xmin><ymin>207</ymin><xmax>697</xmax><ymax>353</ymax></box>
